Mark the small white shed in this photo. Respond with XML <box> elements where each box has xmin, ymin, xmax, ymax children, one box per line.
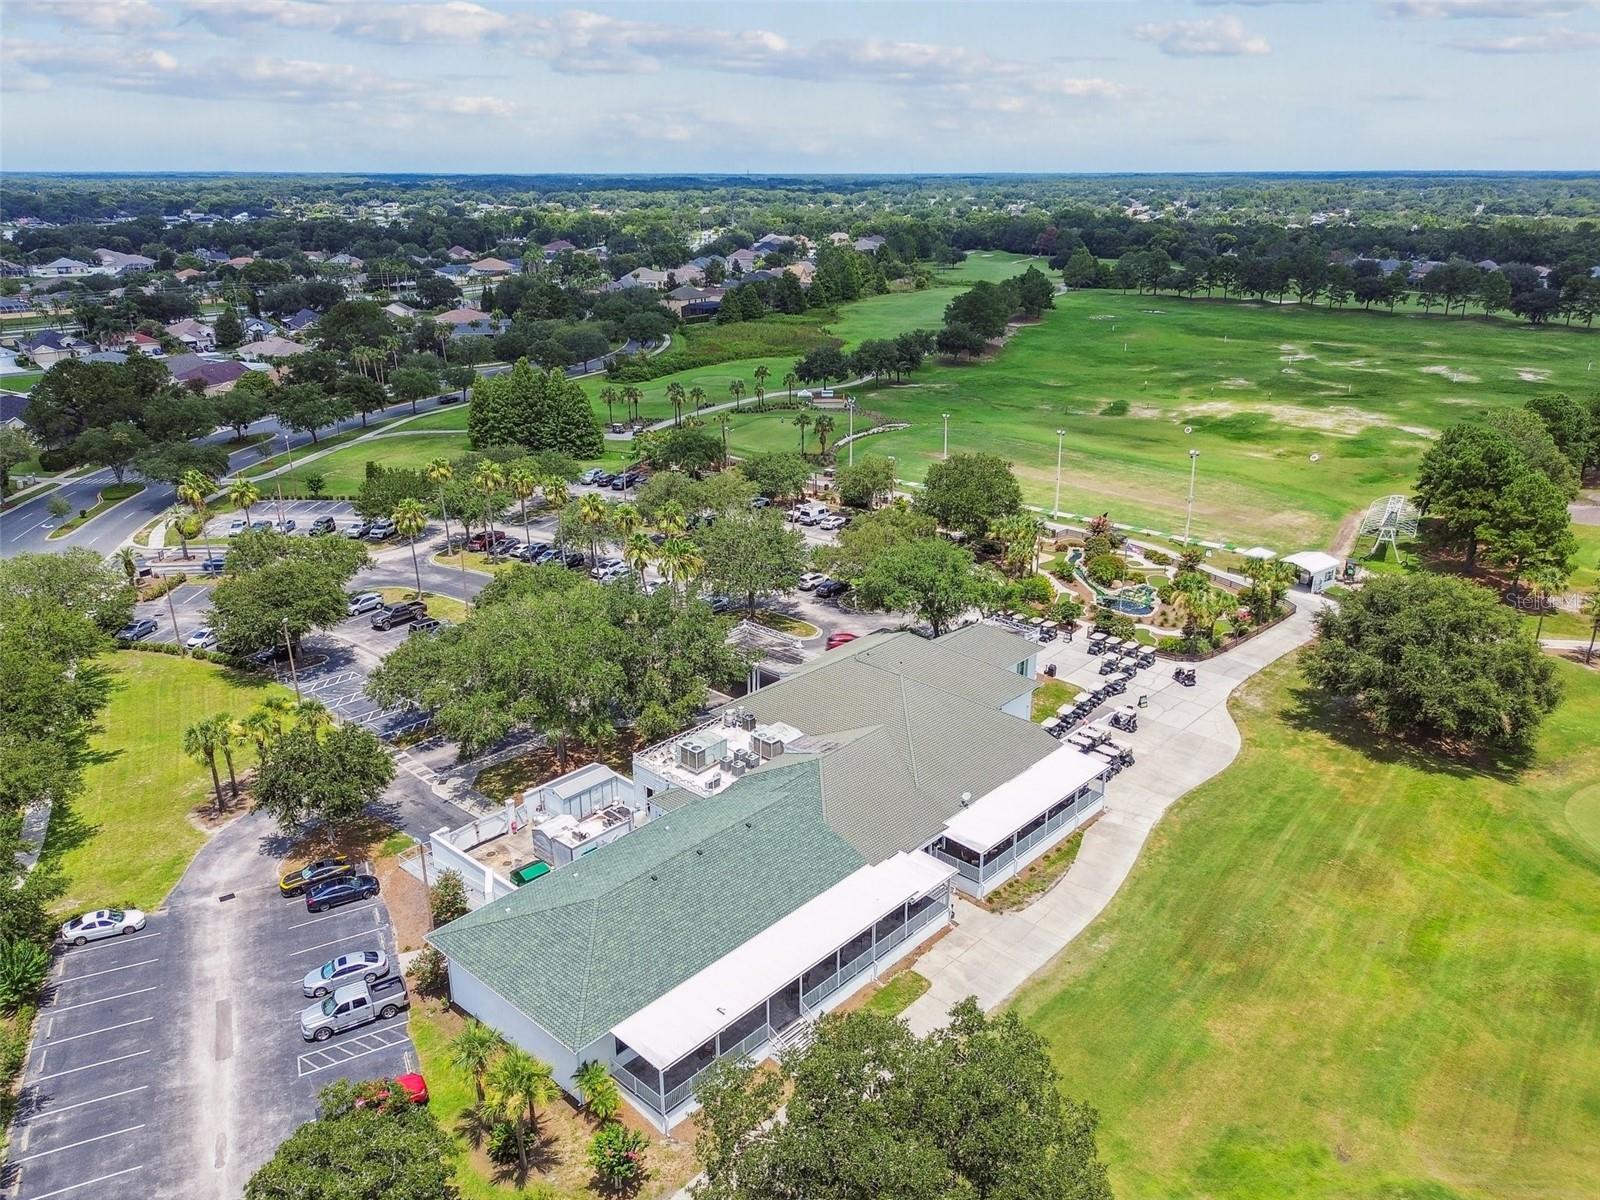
<box><xmin>1282</xmin><ymin>550</ymin><xmax>1341</xmax><ymax>594</ymax></box>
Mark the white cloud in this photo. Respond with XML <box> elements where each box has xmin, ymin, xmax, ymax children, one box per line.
<box><xmin>1445</xmin><ymin>25</ymin><xmax>1600</xmax><ymax>49</ymax></box>
<box><xmin>180</xmin><ymin>0</ymin><xmax>518</xmax><ymax>44</ymax></box>
<box><xmin>1133</xmin><ymin>16</ymin><xmax>1272</xmax><ymax>56</ymax></box>
<box><xmin>5</xmin><ymin>0</ymin><xmax>169</xmax><ymax>33</ymax></box>
<box><xmin>1384</xmin><ymin>0</ymin><xmax>1591</xmax><ymax>17</ymax></box>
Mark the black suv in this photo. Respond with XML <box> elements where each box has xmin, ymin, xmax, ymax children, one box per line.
<box><xmin>308</xmin><ymin>515</ymin><xmax>337</xmax><ymax>536</ymax></box>
<box><xmin>371</xmin><ymin>599</ymin><xmax>427</xmax><ymax>631</ymax></box>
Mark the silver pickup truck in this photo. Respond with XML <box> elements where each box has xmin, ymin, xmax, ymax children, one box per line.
<box><xmin>300</xmin><ymin>976</ymin><xmax>409</xmax><ymax>1042</ymax></box>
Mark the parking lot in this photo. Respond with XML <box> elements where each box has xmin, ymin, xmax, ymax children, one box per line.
<box><xmin>6</xmin><ymin>817</ymin><xmax>417</xmax><ymax>1199</ymax></box>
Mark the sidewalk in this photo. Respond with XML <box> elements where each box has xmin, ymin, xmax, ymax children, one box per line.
<box><xmin>901</xmin><ymin>597</ymin><xmax>1323</xmax><ymax>1035</ymax></box>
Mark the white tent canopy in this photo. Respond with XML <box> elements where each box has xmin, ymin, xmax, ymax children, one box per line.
<box><xmin>1283</xmin><ymin>550</ymin><xmax>1340</xmax><ymax>574</ymax></box>
<box><xmin>1240</xmin><ymin>546</ymin><xmax>1277</xmax><ymax>560</ymax></box>
<box><xmin>940</xmin><ymin>745</ymin><xmax>1107</xmax><ymax>854</ymax></box>
<box><xmin>611</xmin><ymin>851</ymin><xmax>954</xmax><ymax>1069</ymax></box>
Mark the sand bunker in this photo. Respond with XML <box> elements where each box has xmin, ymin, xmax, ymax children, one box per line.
<box><xmin>1419</xmin><ymin>364</ymin><xmax>1479</xmax><ymax>384</ymax></box>
<box><xmin>1515</xmin><ymin>368</ymin><xmax>1552</xmax><ymax>382</ymax></box>
<box><xmin>1218</xmin><ymin>377</ymin><xmax>1255</xmax><ymax>389</ymax></box>
<box><xmin>1179</xmin><ymin>400</ymin><xmax>1435</xmax><ymax>439</ymax></box>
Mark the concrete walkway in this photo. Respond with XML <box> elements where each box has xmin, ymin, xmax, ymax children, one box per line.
<box><xmin>901</xmin><ymin>597</ymin><xmax>1325</xmax><ymax>1035</ymax></box>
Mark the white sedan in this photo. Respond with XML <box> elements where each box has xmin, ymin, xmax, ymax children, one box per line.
<box><xmin>60</xmin><ymin>907</ymin><xmax>146</xmax><ymax>946</ymax></box>
<box><xmin>798</xmin><ymin>571</ymin><xmax>828</xmax><ymax>591</ymax></box>
<box><xmin>347</xmin><ymin>592</ymin><xmax>383</xmax><ymax>616</ymax></box>
<box><xmin>185</xmin><ymin>626</ymin><xmax>218</xmax><ymax>650</ymax></box>
<box><xmin>303</xmin><ymin>948</ymin><xmax>390</xmax><ymax>997</ymax></box>
<box><xmin>818</xmin><ymin>515</ymin><xmax>846</xmax><ymax>531</ymax></box>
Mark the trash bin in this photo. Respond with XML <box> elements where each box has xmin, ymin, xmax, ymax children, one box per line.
<box><xmin>1138</xmin><ymin>693</ymin><xmax>1148</xmax><ymax>708</ymax></box>
<box><xmin>1045</xmin><ymin>663</ymin><xmax>1057</xmax><ymax>678</ymax></box>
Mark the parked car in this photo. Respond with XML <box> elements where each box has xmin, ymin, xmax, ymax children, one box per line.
<box><xmin>598</xmin><ymin>565</ymin><xmax>633</xmax><ymax>584</ymax></box>
<box><xmin>276</xmin><ymin>518</ymin><xmax>297</xmax><ymax>533</ymax></box>
<box><xmin>59</xmin><ymin>907</ymin><xmax>146</xmax><ymax>946</ymax></box>
<box><xmin>185</xmin><ymin>626</ymin><xmax>218</xmax><ymax>650</ymax></box>
<box><xmin>557</xmin><ymin>550</ymin><xmax>586</xmax><ymax>569</ymax></box>
<box><xmin>408</xmin><ymin>617</ymin><xmax>444</xmax><ymax>636</ymax></box>
<box><xmin>308</xmin><ymin>515</ymin><xmax>337</xmax><ymax>536</ymax></box>
<box><xmin>818</xmin><ymin>515</ymin><xmax>847</xmax><ymax>531</ymax></box>
<box><xmin>348</xmin><ymin>591</ymin><xmax>383</xmax><ymax>616</ymax></box>
<box><xmin>826</xmin><ymin>631</ymin><xmax>860</xmax><ymax>650</ymax></box>
<box><xmin>250</xmin><ymin>519</ymin><xmax>273</xmax><ymax>533</ymax></box>
<box><xmin>358</xmin><ymin>1073</ymin><xmax>429</xmax><ymax>1107</ymax></box>
<box><xmin>750</xmin><ymin>497</ymin><xmax>771</xmax><ymax>509</ymax></box>
<box><xmin>517</xmin><ymin>542</ymin><xmax>552</xmax><ymax>562</ymax></box>
<box><xmin>798</xmin><ymin>571</ymin><xmax>828</xmax><ymax>591</ymax></box>
<box><xmin>366</xmin><ymin>518</ymin><xmax>397</xmax><ymax>541</ymax></box>
<box><xmin>610</xmin><ymin>471</ymin><xmax>643</xmax><ymax>490</ymax></box>
<box><xmin>247</xmin><ymin>643</ymin><xmax>292</xmax><ymax>669</ymax></box>
<box><xmin>466</xmin><ymin>529</ymin><xmax>505</xmax><ymax>552</ymax></box>
<box><xmin>591</xmin><ymin>472</ymin><xmax>616</xmax><ymax>487</ymax></box>
<box><xmin>346</xmin><ymin>521</ymin><xmax>374</xmax><ymax>539</ymax></box>
<box><xmin>372</xmin><ymin>600</ymin><xmax>426</xmax><ymax>631</ymax></box>
<box><xmin>305</xmin><ymin>873</ymin><xmax>380</xmax><ymax>914</ymax></box>
<box><xmin>814</xmin><ymin>579</ymin><xmax>848</xmax><ymax>599</ymax></box>
<box><xmin>300</xmin><ymin>977</ymin><xmax>407</xmax><ymax>1042</ymax></box>
<box><xmin>279</xmin><ymin>856</ymin><xmax>352</xmax><ymax>897</ymax></box>
<box><xmin>228</xmin><ymin>517</ymin><xmax>247</xmax><ymax>535</ymax></box>
<box><xmin>487</xmin><ymin>537</ymin><xmax>518</xmax><ymax>556</ymax></box>
<box><xmin>115</xmin><ymin>618</ymin><xmax>158</xmax><ymax>642</ymax></box>
<box><xmin>589</xmin><ymin>557</ymin><xmax>623</xmax><ymax>579</ymax></box>
<box><xmin>303</xmin><ymin>948</ymin><xmax>390</xmax><ymax>997</ymax></box>
<box><xmin>200</xmin><ymin>556</ymin><xmax>227</xmax><ymax>575</ymax></box>
<box><xmin>578</xmin><ymin>468</ymin><xmax>606</xmax><ymax>485</ymax></box>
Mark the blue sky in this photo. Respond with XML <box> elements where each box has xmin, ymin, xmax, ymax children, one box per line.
<box><xmin>2</xmin><ymin>0</ymin><xmax>1596</xmax><ymax>172</ymax></box>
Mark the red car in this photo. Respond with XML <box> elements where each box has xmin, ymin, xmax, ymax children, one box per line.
<box><xmin>826</xmin><ymin>631</ymin><xmax>859</xmax><ymax>650</ymax></box>
<box><xmin>466</xmin><ymin>529</ymin><xmax>506</xmax><ymax>552</ymax></box>
<box><xmin>358</xmin><ymin>1073</ymin><xmax>429</xmax><ymax>1107</ymax></box>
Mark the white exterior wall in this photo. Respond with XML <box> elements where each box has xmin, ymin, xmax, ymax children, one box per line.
<box><xmin>962</xmin><ymin>789</ymin><xmax>1105</xmax><ymax>896</ymax></box>
<box><xmin>446</xmin><ymin>961</ymin><xmax>582</xmax><ymax>1095</ymax></box>
<box><xmin>428</xmin><ymin>827</ymin><xmax>516</xmax><ymax>908</ymax></box>
<box><xmin>1000</xmin><ymin>691</ymin><xmax>1033</xmax><ymax>721</ymax></box>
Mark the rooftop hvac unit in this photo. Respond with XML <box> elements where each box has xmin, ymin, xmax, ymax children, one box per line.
<box><xmin>677</xmin><ymin>732</ymin><xmax>728</xmax><ymax>773</ymax></box>
<box><xmin>740</xmin><ymin>711</ymin><xmax>757</xmax><ymax>731</ymax></box>
<box><xmin>730</xmin><ymin>759</ymin><xmax>746</xmax><ymax>777</ymax></box>
<box><xmin>719</xmin><ymin>755</ymin><xmax>736</xmax><ymax>773</ymax></box>
<box><xmin>751</xmin><ymin>728</ymin><xmax>786</xmax><ymax>760</ymax></box>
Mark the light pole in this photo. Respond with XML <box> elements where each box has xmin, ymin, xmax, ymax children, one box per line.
<box><xmin>941</xmin><ymin>412</ymin><xmax>950</xmax><ymax>459</ymax></box>
<box><xmin>1183</xmin><ymin>448</ymin><xmax>1200</xmax><ymax>545</ymax></box>
<box><xmin>846</xmin><ymin>399</ymin><xmax>856</xmax><ymax>467</ymax></box>
<box><xmin>1053</xmin><ymin>429</ymin><xmax>1065</xmax><ymax>522</ymax></box>
<box><xmin>281</xmin><ymin>618</ymin><xmax>301</xmax><ymax>701</ymax></box>
<box><xmin>273</xmin><ymin>431</ymin><xmax>298</xmax><ymax>528</ymax></box>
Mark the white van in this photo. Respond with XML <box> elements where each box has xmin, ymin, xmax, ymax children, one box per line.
<box><xmin>790</xmin><ymin>502</ymin><xmax>832</xmax><ymax>525</ymax></box>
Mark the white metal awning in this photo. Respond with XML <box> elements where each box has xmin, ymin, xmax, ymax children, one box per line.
<box><xmin>939</xmin><ymin>745</ymin><xmax>1107</xmax><ymax>854</ymax></box>
<box><xmin>610</xmin><ymin>851</ymin><xmax>954</xmax><ymax>1069</ymax></box>
<box><xmin>1283</xmin><ymin>550</ymin><xmax>1340</xmax><ymax>574</ymax></box>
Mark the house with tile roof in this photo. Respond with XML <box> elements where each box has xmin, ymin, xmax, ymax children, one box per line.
<box><xmin>20</xmin><ymin>329</ymin><xmax>91</xmax><ymax>367</ymax></box>
<box><xmin>430</xmin><ymin>625</ymin><xmax>1108</xmax><ymax>1131</ymax></box>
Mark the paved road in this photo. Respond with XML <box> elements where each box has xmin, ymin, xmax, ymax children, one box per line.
<box><xmin>1</xmin><ymin>338</ymin><xmax>654</xmax><ymax>559</ymax></box>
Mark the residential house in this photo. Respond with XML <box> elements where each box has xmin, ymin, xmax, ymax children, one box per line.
<box><xmin>20</xmin><ymin>330</ymin><xmax>90</xmax><ymax>367</ymax></box>
<box><xmin>170</xmin><ymin>358</ymin><xmax>247</xmax><ymax>395</ymax></box>
<box><xmin>1</xmin><ymin>391</ymin><xmax>30</xmax><ymax>430</ymax></box>
<box><xmin>82</xmin><ymin>351</ymin><xmax>129</xmax><ymax>366</ymax></box>
<box><xmin>723</xmin><ymin>249</ymin><xmax>761</xmax><ymax>275</ymax></box>
<box><xmin>195</xmin><ymin>249</ymin><xmax>231</xmax><ymax>266</ymax></box>
<box><xmin>164</xmin><ymin>318</ymin><xmax>216</xmax><ymax>352</ymax></box>
<box><xmin>447</xmin><ymin>245</ymin><xmax>475</xmax><ymax>261</ymax></box>
<box><xmin>751</xmin><ymin>233</ymin><xmax>792</xmax><ymax>255</ymax></box>
<box><xmin>237</xmin><ymin>336</ymin><xmax>309</xmax><ymax>359</ymax></box>
<box><xmin>853</xmin><ymin>235</ymin><xmax>887</xmax><ymax>254</ymax></box>
<box><xmin>1476</xmin><ymin>259</ymin><xmax>1499</xmax><ymax>271</ymax></box>
<box><xmin>93</xmin><ymin>249</ymin><xmax>156</xmax><ymax>274</ymax></box>
<box><xmin>102</xmin><ymin>331</ymin><xmax>163</xmax><ymax>356</ymax></box>
<box><xmin>541</xmin><ymin>238</ymin><xmax>576</xmax><ymax>261</ymax></box>
<box><xmin>664</xmin><ymin>285</ymin><xmax>725</xmax><ymax>317</ymax></box>
<box><xmin>0</xmin><ymin>297</ymin><xmax>32</xmax><ymax>314</ymax></box>
<box><xmin>173</xmin><ymin>268</ymin><xmax>205</xmax><ymax>283</ymax></box>
<box><xmin>785</xmin><ymin>260</ymin><xmax>816</xmax><ymax>286</ymax></box>
<box><xmin>382</xmin><ymin>301</ymin><xmax>418</xmax><ymax>320</ymax></box>
<box><xmin>241</xmin><ymin>317</ymin><xmax>274</xmax><ymax>341</ymax></box>
<box><xmin>434</xmin><ymin>306</ymin><xmax>491</xmax><ymax>327</ymax></box>
<box><xmin>431</xmin><ymin>625</ymin><xmax>1107</xmax><ymax>1132</ymax></box>
<box><xmin>324</xmin><ymin>253</ymin><xmax>362</xmax><ymax>270</ymax></box>
<box><xmin>283</xmin><ymin>308</ymin><xmax>320</xmax><ymax>334</ymax></box>
<box><xmin>227</xmin><ymin>256</ymin><xmax>256</xmax><ymax>269</ymax></box>
<box><xmin>30</xmin><ymin>258</ymin><xmax>95</xmax><ymax>278</ymax></box>
<box><xmin>469</xmin><ymin>257</ymin><xmax>514</xmax><ymax>277</ymax></box>
<box><xmin>0</xmin><ymin>258</ymin><xmax>27</xmax><ymax>278</ymax></box>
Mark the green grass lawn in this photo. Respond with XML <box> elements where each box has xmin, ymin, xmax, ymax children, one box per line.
<box><xmin>0</xmin><ymin>370</ymin><xmax>43</xmax><ymax>393</ymax></box>
<box><xmin>736</xmin><ymin>291</ymin><xmax>1595</xmax><ymax>549</ymax></box>
<box><xmin>859</xmin><ymin>970</ymin><xmax>932</xmax><ymax>1018</ymax></box>
<box><xmin>1009</xmin><ymin>655</ymin><xmax>1600</xmax><ymax>1200</ymax></box>
<box><xmin>264</xmin><ymin>431</ymin><xmax>471</xmax><ymax>494</ymax></box>
<box><xmin>1031</xmin><ymin>676</ymin><xmax>1084</xmax><ymax>720</ymax></box>
<box><xmin>46</xmin><ymin>652</ymin><xmax>290</xmax><ymax>912</ymax></box>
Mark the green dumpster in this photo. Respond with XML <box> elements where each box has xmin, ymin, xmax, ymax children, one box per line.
<box><xmin>511</xmin><ymin>861</ymin><xmax>550</xmax><ymax>886</ymax></box>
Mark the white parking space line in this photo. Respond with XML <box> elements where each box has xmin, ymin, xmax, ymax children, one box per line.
<box><xmin>15</xmin><ymin>1086</ymin><xmax>148</xmax><ymax>1124</ymax></box>
<box><xmin>32</xmin><ymin>1049</ymin><xmax>151</xmax><ymax>1083</ymax></box>
<box><xmin>55</xmin><ymin>958</ymin><xmax>160</xmax><ymax>985</ymax></box>
<box><xmin>22</xmin><ymin>1164</ymin><xmax>144</xmax><ymax>1199</ymax></box>
<box><xmin>61</xmin><ymin>929</ymin><xmax>163</xmax><ymax>952</ymax></box>
<box><xmin>290</xmin><ymin>932</ymin><xmax>382</xmax><ymax>959</ymax></box>
<box><xmin>295</xmin><ymin>1025</ymin><xmax>411</xmax><ymax>1076</ymax></box>
<box><xmin>11</xmin><ymin>1124</ymin><xmax>146</xmax><ymax>1163</ymax></box>
<box><xmin>286</xmin><ymin>902</ymin><xmax>377</xmax><ymax>931</ymax></box>
<box><xmin>43</xmin><ymin>1017</ymin><xmax>154</xmax><ymax>1046</ymax></box>
<box><xmin>40</xmin><ymin>985</ymin><xmax>159</xmax><ymax>1017</ymax></box>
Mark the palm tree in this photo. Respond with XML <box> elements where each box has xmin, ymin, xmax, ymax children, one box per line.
<box><xmin>793</xmin><ymin>411</ymin><xmax>813</xmax><ymax>454</ymax></box>
<box><xmin>993</xmin><ymin>514</ymin><xmax>1043</xmax><ymax>577</ymax></box>
<box><xmin>578</xmin><ymin>492</ymin><xmax>609</xmax><ymax>565</ymax></box>
<box><xmin>753</xmin><ymin>364</ymin><xmax>770</xmax><ymax>402</ymax></box>
<box><xmin>488</xmin><ymin>1048</ymin><xmax>555</xmax><ymax>1174</ymax></box>
<box><xmin>171</xmin><ymin>509</ymin><xmax>203</xmax><ymax>561</ymax></box>
<box><xmin>666</xmin><ymin>382</ymin><xmax>686</xmax><ymax>426</ymax></box>
<box><xmin>472</xmin><ymin>460</ymin><xmax>506</xmax><ymax>544</ymax></box>
<box><xmin>507</xmin><ymin>464</ymin><xmax>539</xmax><ymax>547</ymax></box>
<box><xmin>612</xmin><ymin>503</ymin><xmax>642</xmax><ymax>554</ymax></box>
<box><xmin>1583</xmin><ymin>587</ymin><xmax>1600</xmax><ymax>664</ymax></box>
<box><xmin>393</xmin><ymin>497</ymin><xmax>429</xmax><ymax>598</ymax></box>
<box><xmin>182</xmin><ymin>715</ymin><xmax>228</xmax><ymax>813</ymax></box>
<box><xmin>716</xmin><ymin>413</ymin><xmax>734</xmax><ymax>466</ymax></box>
<box><xmin>623</xmin><ymin>531</ymin><xmax>654</xmax><ymax>578</ymax></box>
<box><xmin>689</xmin><ymin>385</ymin><xmax>707</xmax><ymax>415</ymax></box>
<box><xmin>658</xmin><ymin>535</ymin><xmax>704</xmax><ymax>595</ymax></box>
<box><xmin>655</xmin><ymin>500</ymin><xmax>688</xmax><ymax>538</ymax></box>
<box><xmin>622</xmin><ymin>385</ymin><xmax>644</xmax><ymax>424</ymax></box>
<box><xmin>294</xmin><ymin>699</ymin><xmax>332</xmax><ymax>736</ymax></box>
<box><xmin>216</xmin><ymin>716</ymin><xmax>241</xmax><ymax>800</ymax></box>
<box><xmin>115</xmin><ymin>546</ymin><xmax>139</xmax><ymax>590</ymax></box>
<box><xmin>1529</xmin><ymin>563</ymin><xmax>1569</xmax><ymax>641</ymax></box>
<box><xmin>425</xmin><ymin>457</ymin><xmax>454</xmax><ymax>548</ymax></box>
<box><xmin>574</xmin><ymin>1060</ymin><xmax>617</xmax><ymax>1120</ymax></box>
<box><xmin>782</xmin><ymin>370</ymin><xmax>797</xmax><ymax>398</ymax></box>
<box><xmin>450</xmin><ymin>1020</ymin><xmax>507</xmax><ymax>1105</ymax></box>
<box><xmin>176</xmin><ymin>468</ymin><xmax>217</xmax><ymax>556</ymax></box>
<box><xmin>728</xmin><ymin>379</ymin><xmax>746</xmax><ymax>410</ymax></box>
<box><xmin>228</xmin><ymin>478</ymin><xmax>260</xmax><ymax>524</ymax></box>
<box><xmin>813</xmin><ymin>414</ymin><xmax>835</xmax><ymax>456</ymax></box>
<box><xmin>600</xmin><ymin>386</ymin><xmax>619</xmax><ymax>426</ymax></box>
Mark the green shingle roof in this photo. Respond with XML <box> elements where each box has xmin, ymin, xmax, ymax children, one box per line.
<box><xmin>429</xmin><ymin>759</ymin><xmax>864</xmax><ymax>1053</ymax></box>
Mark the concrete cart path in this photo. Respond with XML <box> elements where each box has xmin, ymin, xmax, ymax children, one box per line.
<box><xmin>901</xmin><ymin>596</ymin><xmax>1324</xmax><ymax>1035</ymax></box>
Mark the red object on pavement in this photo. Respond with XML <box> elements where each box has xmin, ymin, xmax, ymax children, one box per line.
<box><xmin>826</xmin><ymin>632</ymin><xmax>859</xmax><ymax>650</ymax></box>
<box><xmin>394</xmin><ymin>1073</ymin><xmax>429</xmax><ymax>1104</ymax></box>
